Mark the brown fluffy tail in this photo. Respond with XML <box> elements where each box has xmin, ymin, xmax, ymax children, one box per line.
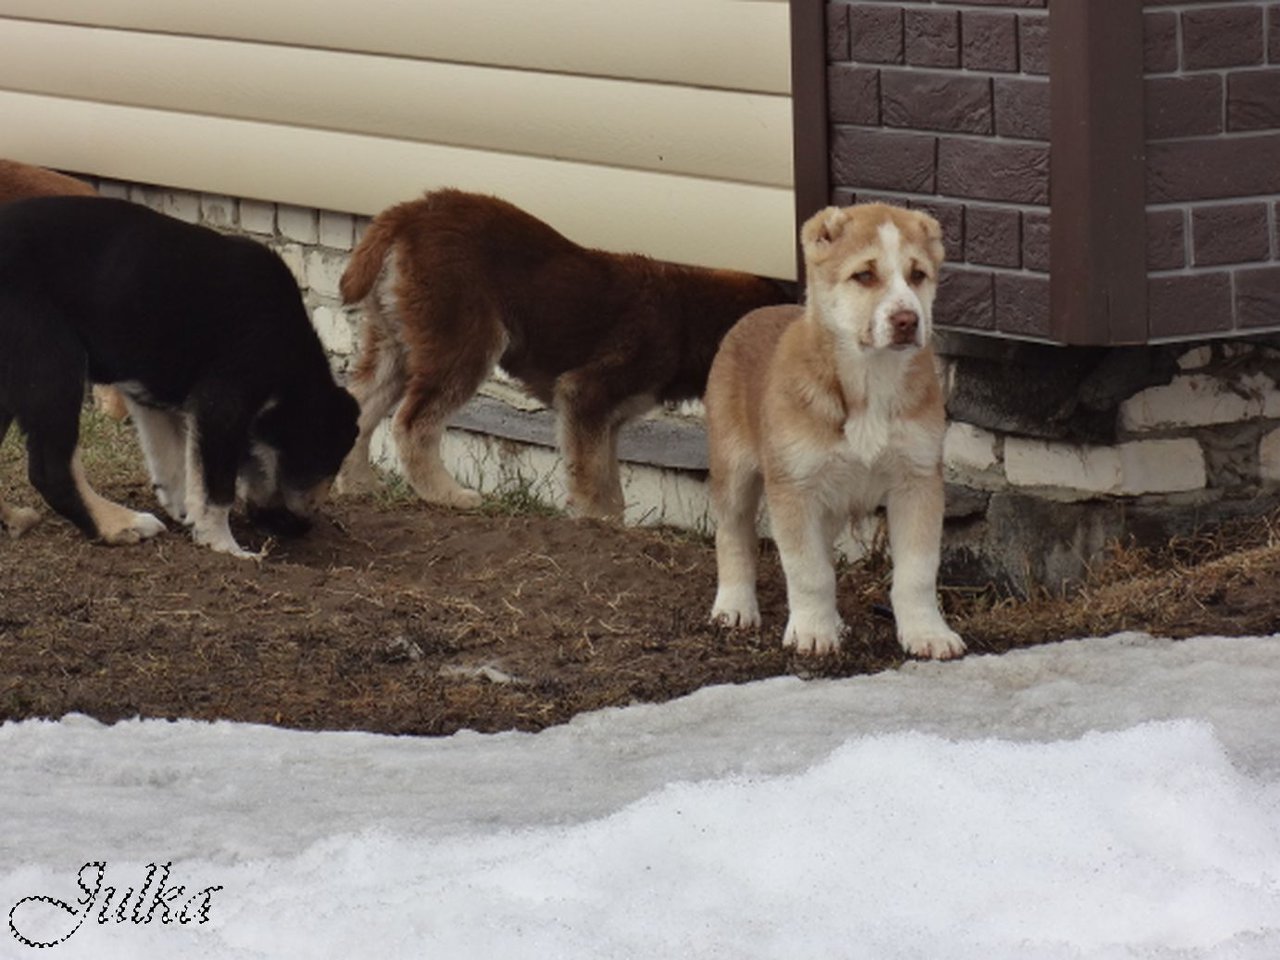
<box><xmin>339</xmin><ymin>209</ymin><xmax>403</xmax><ymax>304</ymax></box>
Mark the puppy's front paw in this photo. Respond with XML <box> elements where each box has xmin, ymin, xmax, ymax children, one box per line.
<box><xmin>899</xmin><ymin>626</ymin><xmax>965</xmax><ymax>660</ymax></box>
<box><xmin>444</xmin><ymin>487</ymin><xmax>484</xmax><ymax>511</ymax></box>
<box><xmin>223</xmin><ymin>544</ymin><xmax>266</xmax><ymax>562</ymax></box>
<box><xmin>2</xmin><ymin>505</ymin><xmax>41</xmax><ymax>538</ymax></box>
<box><xmin>197</xmin><ymin>532</ymin><xmax>263</xmax><ymax>561</ymax></box>
<box><xmin>413</xmin><ymin>477</ymin><xmax>483</xmax><ymax>511</ymax></box>
<box><xmin>782</xmin><ymin>612</ymin><xmax>846</xmax><ymax>655</ymax></box>
<box><xmin>335</xmin><ymin>463</ymin><xmax>379</xmax><ymax>496</ymax></box>
<box><xmin>710</xmin><ymin>586</ymin><xmax>760</xmax><ymax>630</ymax></box>
<box><xmin>102</xmin><ymin>511</ymin><xmax>166</xmax><ymax>546</ymax></box>
<box><xmin>191</xmin><ymin>520</ymin><xmax>259</xmax><ymax>560</ymax></box>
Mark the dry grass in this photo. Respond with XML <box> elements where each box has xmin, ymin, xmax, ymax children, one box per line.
<box><xmin>954</xmin><ymin>512</ymin><xmax>1280</xmax><ymax>648</ymax></box>
<box><xmin>8</xmin><ymin>405</ymin><xmax>1280</xmax><ymax>648</ymax></box>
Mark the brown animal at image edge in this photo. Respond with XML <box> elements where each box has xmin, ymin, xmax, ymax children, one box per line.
<box><xmin>336</xmin><ymin>189</ymin><xmax>791</xmax><ymax>518</ymax></box>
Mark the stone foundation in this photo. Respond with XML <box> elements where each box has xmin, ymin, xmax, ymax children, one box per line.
<box><xmin>84</xmin><ymin>178</ymin><xmax>1280</xmax><ymax>593</ymax></box>
<box><xmin>938</xmin><ymin>334</ymin><xmax>1280</xmax><ymax>592</ymax></box>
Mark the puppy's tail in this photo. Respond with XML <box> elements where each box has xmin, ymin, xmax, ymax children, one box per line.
<box><xmin>340</xmin><ymin>210</ymin><xmax>402</xmax><ymax>305</ymax></box>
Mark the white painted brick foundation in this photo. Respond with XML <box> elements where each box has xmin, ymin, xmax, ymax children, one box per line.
<box><xmin>319</xmin><ymin>212</ymin><xmax>355</xmax><ymax>251</ymax></box>
<box><xmin>1120</xmin><ymin>372</ymin><xmax>1280</xmax><ymax>430</ymax></box>
<box><xmin>303</xmin><ymin>248</ymin><xmax>347</xmax><ymax>300</ymax></box>
<box><xmin>312</xmin><ymin>305</ymin><xmax>357</xmax><ymax>356</ymax></box>
<box><xmin>278</xmin><ymin>205</ymin><xmax>319</xmax><ymax>244</ymax></box>
<box><xmin>239</xmin><ymin>200</ymin><xmax>276</xmax><ymax>236</ymax></box>
<box><xmin>199</xmin><ymin>194</ymin><xmax>237</xmax><ymax>229</ymax></box>
<box><xmin>1004</xmin><ymin>437</ymin><xmax>1206</xmax><ymax>497</ymax></box>
<box><xmin>148</xmin><ymin>190</ymin><xmax>201</xmax><ymax>224</ymax></box>
<box><xmin>1260</xmin><ymin>428</ymin><xmax>1280</xmax><ymax>483</ymax></box>
<box><xmin>1176</xmin><ymin>345</ymin><xmax>1212</xmax><ymax>370</ymax></box>
<box><xmin>96</xmin><ymin>180</ymin><xmax>129</xmax><ymax>201</ymax></box>
<box><xmin>1115</xmin><ymin>439</ymin><xmax>1207</xmax><ymax>495</ymax></box>
<box><xmin>943</xmin><ymin>422</ymin><xmax>999</xmax><ymax>479</ymax></box>
<box><xmin>1005</xmin><ymin>439</ymin><xmax>1123</xmax><ymax>495</ymax></box>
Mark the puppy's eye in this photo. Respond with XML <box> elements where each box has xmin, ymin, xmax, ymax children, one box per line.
<box><xmin>850</xmin><ymin>270</ymin><xmax>876</xmax><ymax>287</ymax></box>
<box><xmin>908</xmin><ymin>268</ymin><xmax>929</xmax><ymax>286</ymax></box>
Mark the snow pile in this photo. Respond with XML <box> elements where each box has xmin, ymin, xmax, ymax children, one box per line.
<box><xmin>3</xmin><ymin>633</ymin><xmax>1279</xmax><ymax>958</ymax></box>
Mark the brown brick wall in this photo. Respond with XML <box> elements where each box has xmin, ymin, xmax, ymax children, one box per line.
<box><xmin>1144</xmin><ymin>0</ymin><xmax>1280</xmax><ymax>339</ymax></box>
<box><xmin>826</xmin><ymin>0</ymin><xmax>1052</xmax><ymax>338</ymax></box>
<box><xmin>824</xmin><ymin>0</ymin><xmax>1280</xmax><ymax>343</ymax></box>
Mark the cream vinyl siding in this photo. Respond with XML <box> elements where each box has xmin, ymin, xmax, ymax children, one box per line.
<box><xmin>0</xmin><ymin>0</ymin><xmax>795</xmax><ymax>278</ymax></box>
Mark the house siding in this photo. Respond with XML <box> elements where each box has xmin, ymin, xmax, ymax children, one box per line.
<box><xmin>0</xmin><ymin>0</ymin><xmax>796</xmax><ymax>279</ymax></box>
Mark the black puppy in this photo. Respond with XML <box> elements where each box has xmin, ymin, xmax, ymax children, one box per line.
<box><xmin>0</xmin><ymin>196</ymin><xmax>358</xmax><ymax>557</ymax></box>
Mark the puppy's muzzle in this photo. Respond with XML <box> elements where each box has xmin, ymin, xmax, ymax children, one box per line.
<box><xmin>246</xmin><ymin>502</ymin><xmax>313</xmax><ymax>537</ymax></box>
<box><xmin>889</xmin><ymin>309</ymin><xmax>920</xmax><ymax>347</ymax></box>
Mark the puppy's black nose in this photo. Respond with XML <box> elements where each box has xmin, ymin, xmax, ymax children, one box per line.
<box><xmin>890</xmin><ymin>310</ymin><xmax>919</xmax><ymax>342</ymax></box>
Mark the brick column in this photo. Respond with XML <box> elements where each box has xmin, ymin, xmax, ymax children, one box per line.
<box><xmin>818</xmin><ymin>0</ymin><xmax>1054</xmax><ymax>338</ymax></box>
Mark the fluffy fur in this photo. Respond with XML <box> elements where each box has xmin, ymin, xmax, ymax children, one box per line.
<box><xmin>0</xmin><ymin>158</ymin><xmax>127</xmax><ymax>421</ymax></box>
<box><xmin>337</xmin><ymin>189</ymin><xmax>789</xmax><ymax>518</ymax></box>
<box><xmin>704</xmin><ymin>203</ymin><xmax>964</xmax><ymax>659</ymax></box>
<box><xmin>0</xmin><ymin>196</ymin><xmax>358</xmax><ymax>556</ymax></box>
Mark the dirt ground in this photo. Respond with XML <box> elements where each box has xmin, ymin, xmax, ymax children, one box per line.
<box><xmin>4</xmin><ymin>414</ymin><xmax>1280</xmax><ymax>737</ymax></box>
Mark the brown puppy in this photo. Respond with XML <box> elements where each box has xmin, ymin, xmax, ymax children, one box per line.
<box><xmin>337</xmin><ymin>189</ymin><xmax>789</xmax><ymax>518</ymax></box>
<box><xmin>0</xmin><ymin>159</ymin><xmax>128</xmax><ymax>423</ymax></box>
<box><xmin>705</xmin><ymin>203</ymin><xmax>963</xmax><ymax>659</ymax></box>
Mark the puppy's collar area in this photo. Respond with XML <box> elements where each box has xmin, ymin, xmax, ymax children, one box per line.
<box><xmin>834</xmin><ymin>343</ymin><xmax>919</xmax><ymax>416</ymax></box>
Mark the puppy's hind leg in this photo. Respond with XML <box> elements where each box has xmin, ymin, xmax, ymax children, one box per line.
<box><xmin>27</xmin><ymin>435</ymin><xmax>165</xmax><ymax>545</ymax></box>
<box><xmin>395</xmin><ymin>383</ymin><xmax>484</xmax><ymax>510</ymax></box>
<box><xmin>70</xmin><ymin>450</ymin><xmax>167</xmax><ymax>544</ymax></box>
<box><xmin>337</xmin><ymin>313</ymin><xmax>406</xmax><ymax>495</ymax></box>
<box><xmin>0</xmin><ymin>410</ymin><xmax>40</xmax><ymax>538</ymax></box>
<box><xmin>392</xmin><ymin>309</ymin><xmax>502</xmax><ymax>511</ymax></box>
<box><xmin>20</xmin><ymin>372</ymin><xmax>164</xmax><ymax>545</ymax></box>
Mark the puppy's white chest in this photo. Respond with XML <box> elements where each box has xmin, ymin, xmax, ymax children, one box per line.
<box><xmin>807</xmin><ymin>422</ymin><xmax>897</xmax><ymax>515</ymax></box>
<box><xmin>841</xmin><ymin>411</ymin><xmax>893</xmax><ymax>465</ymax></box>
<box><xmin>831</xmin><ymin>409</ymin><xmax>939</xmax><ymax>507</ymax></box>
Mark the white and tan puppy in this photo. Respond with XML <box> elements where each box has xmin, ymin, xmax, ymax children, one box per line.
<box><xmin>705</xmin><ymin>203</ymin><xmax>963</xmax><ymax>659</ymax></box>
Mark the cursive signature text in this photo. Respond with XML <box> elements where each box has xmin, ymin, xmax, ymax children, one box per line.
<box><xmin>8</xmin><ymin>861</ymin><xmax>222</xmax><ymax>948</ymax></box>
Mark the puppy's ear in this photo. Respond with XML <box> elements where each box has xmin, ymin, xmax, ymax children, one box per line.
<box><xmin>800</xmin><ymin>206</ymin><xmax>849</xmax><ymax>263</ymax></box>
<box><xmin>913</xmin><ymin>211</ymin><xmax>947</xmax><ymax>267</ymax></box>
